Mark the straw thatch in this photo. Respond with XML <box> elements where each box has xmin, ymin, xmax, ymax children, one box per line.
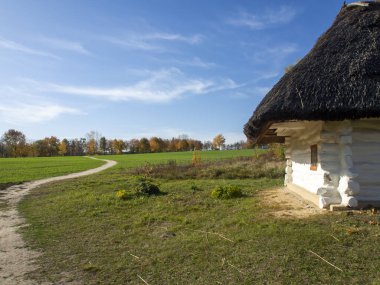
<box><xmin>244</xmin><ymin>1</ymin><xmax>380</xmax><ymax>143</ymax></box>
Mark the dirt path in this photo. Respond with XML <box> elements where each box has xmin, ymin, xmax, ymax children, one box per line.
<box><xmin>0</xmin><ymin>157</ymin><xmax>117</xmax><ymax>285</ymax></box>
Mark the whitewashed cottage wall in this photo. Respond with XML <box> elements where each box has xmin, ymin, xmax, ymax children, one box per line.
<box><xmin>352</xmin><ymin>119</ymin><xmax>380</xmax><ymax>203</ymax></box>
<box><xmin>277</xmin><ymin>120</ymin><xmax>379</xmax><ymax>208</ymax></box>
<box><xmin>286</xmin><ymin>123</ymin><xmax>325</xmax><ymax>194</ymax></box>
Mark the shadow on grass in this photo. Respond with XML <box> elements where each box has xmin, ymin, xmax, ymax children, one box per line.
<box><xmin>0</xmin><ymin>182</ymin><xmax>24</xmax><ymax>191</ymax></box>
<box><xmin>117</xmin><ymin>191</ymin><xmax>168</xmax><ymax>201</ymax></box>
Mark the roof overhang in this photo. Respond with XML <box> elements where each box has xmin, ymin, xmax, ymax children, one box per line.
<box><xmin>254</xmin><ymin>121</ymin><xmax>285</xmax><ymax>144</ymax></box>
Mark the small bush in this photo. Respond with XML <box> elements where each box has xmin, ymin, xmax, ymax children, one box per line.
<box><xmin>190</xmin><ymin>184</ymin><xmax>202</xmax><ymax>192</ymax></box>
<box><xmin>115</xmin><ymin>189</ymin><xmax>129</xmax><ymax>200</ymax></box>
<box><xmin>133</xmin><ymin>177</ymin><xmax>162</xmax><ymax>196</ymax></box>
<box><xmin>211</xmin><ymin>185</ymin><xmax>243</xmax><ymax>199</ymax></box>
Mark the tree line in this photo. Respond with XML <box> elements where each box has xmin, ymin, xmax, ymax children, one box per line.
<box><xmin>0</xmin><ymin>129</ymin><xmax>251</xmax><ymax>158</ymax></box>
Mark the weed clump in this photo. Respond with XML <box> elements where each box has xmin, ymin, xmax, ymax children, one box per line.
<box><xmin>190</xmin><ymin>184</ymin><xmax>202</xmax><ymax>192</ymax></box>
<box><xmin>211</xmin><ymin>185</ymin><xmax>243</xmax><ymax>199</ymax></box>
<box><xmin>133</xmin><ymin>177</ymin><xmax>162</xmax><ymax>196</ymax></box>
<box><xmin>116</xmin><ymin>177</ymin><xmax>162</xmax><ymax>201</ymax></box>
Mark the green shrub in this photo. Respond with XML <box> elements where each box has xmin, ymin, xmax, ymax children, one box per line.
<box><xmin>190</xmin><ymin>184</ymin><xmax>202</xmax><ymax>192</ymax></box>
<box><xmin>133</xmin><ymin>177</ymin><xmax>161</xmax><ymax>196</ymax></box>
<box><xmin>211</xmin><ymin>185</ymin><xmax>243</xmax><ymax>199</ymax></box>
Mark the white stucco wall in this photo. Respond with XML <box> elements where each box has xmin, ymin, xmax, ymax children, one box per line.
<box><xmin>352</xmin><ymin>119</ymin><xmax>380</xmax><ymax>202</ymax></box>
<box><xmin>291</xmin><ymin>146</ymin><xmax>325</xmax><ymax>194</ymax></box>
<box><xmin>281</xmin><ymin>122</ymin><xmax>325</xmax><ymax>194</ymax></box>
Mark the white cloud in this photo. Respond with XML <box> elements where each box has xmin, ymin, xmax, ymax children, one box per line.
<box><xmin>228</xmin><ymin>6</ymin><xmax>297</xmax><ymax>30</ymax></box>
<box><xmin>103</xmin><ymin>32</ymin><xmax>203</xmax><ymax>51</ymax></box>
<box><xmin>0</xmin><ymin>103</ymin><xmax>80</xmax><ymax>124</ymax></box>
<box><xmin>252</xmin><ymin>71</ymin><xmax>280</xmax><ymax>83</ymax></box>
<box><xmin>0</xmin><ymin>38</ymin><xmax>60</xmax><ymax>59</ymax></box>
<box><xmin>103</xmin><ymin>36</ymin><xmax>161</xmax><ymax>51</ymax></box>
<box><xmin>30</xmin><ymin>68</ymin><xmax>239</xmax><ymax>102</ymax></box>
<box><xmin>173</xmin><ymin>57</ymin><xmax>217</xmax><ymax>69</ymax></box>
<box><xmin>144</xmin><ymin>33</ymin><xmax>203</xmax><ymax>44</ymax></box>
<box><xmin>230</xmin><ymin>86</ymin><xmax>271</xmax><ymax>99</ymax></box>
<box><xmin>249</xmin><ymin>43</ymin><xmax>298</xmax><ymax>63</ymax></box>
<box><xmin>38</xmin><ymin>37</ymin><xmax>90</xmax><ymax>55</ymax></box>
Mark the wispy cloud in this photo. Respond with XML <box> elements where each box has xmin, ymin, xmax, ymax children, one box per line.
<box><xmin>251</xmin><ymin>71</ymin><xmax>280</xmax><ymax>83</ymax></box>
<box><xmin>0</xmin><ymin>86</ymin><xmax>82</xmax><ymax>124</ymax></box>
<box><xmin>229</xmin><ymin>86</ymin><xmax>271</xmax><ymax>99</ymax></box>
<box><xmin>248</xmin><ymin>43</ymin><xmax>298</xmax><ymax>63</ymax></box>
<box><xmin>144</xmin><ymin>33</ymin><xmax>203</xmax><ymax>44</ymax></box>
<box><xmin>38</xmin><ymin>37</ymin><xmax>90</xmax><ymax>55</ymax></box>
<box><xmin>172</xmin><ymin>57</ymin><xmax>217</xmax><ymax>69</ymax></box>
<box><xmin>104</xmin><ymin>36</ymin><xmax>160</xmax><ymax>51</ymax></box>
<box><xmin>228</xmin><ymin>6</ymin><xmax>297</xmax><ymax>30</ymax></box>
<box><xmin>103</xmin><ymin>32</ymin><xmax>203</xmax><ymax>52</ymax></box>
<box><xmin>0</xmin><ymin>103</ymin><xmax>80</xmax><ymax>124</ymax></box>
<box><xmin>28</xmin><ymin>68</ymin><xmax>239</xmax><ymax>102</ymax></box>
<box><xmin>0</xmin><ymin>38</ymin><xmax>60</xmax><ymax>59</ymax></box>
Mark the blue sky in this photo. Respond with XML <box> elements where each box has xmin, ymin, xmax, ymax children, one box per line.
<box><xmin>0</xmin><ymin>0</ymin><xmax>344</xmax><ymax>143</ymax></box>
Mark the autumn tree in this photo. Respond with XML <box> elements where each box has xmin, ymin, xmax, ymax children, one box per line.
<box><xmin>86</xmin><ymin>138</ymin><xmax>97</xmax><ymax>155</ymax></box>
<box><xmin>32</xmin><ymin>137</ymin><xmax>59</xmax><ymax>157</ymax></box>
<box><xmin>35</xmin><ymin>136</ymin><xmax>60</xmax><ymax>156</ymax></box>
<box><xmin>86</xmin><ymin>131</ymin><xmax>101</xmax><ymax>155</ymax></box>
<box><xmin>149</xmin><ymin>137</ymin><xmax>166</xmax><ymax>152</ymax></box>
<box><xmin>68</xmin><ymin>138</ymin><xmax>86</xmax><ymax>156</ymax></box>
<box><xmin>0</xmin><ymin>142</ymin><xmax>6</xmax><ymax>158</ymax></box>
<box><xmin>58</xmin><ymin>139</ymin><xmax>69</xmax><ymax>156</ymax></box>
<box><xmin>139</xmin><ymin>138</ymin><xmax>150</xmax><ymax>153</ymax></box>
<box><xmin>188</xmin><ymin>139</ymin><xmax>203</xmax><ymax>151</ymax></box>
<box><xmin>178</xmin><ymin>139</ymin><xmax>189</xmax><ymax>151</ymax></box>
<box><xmin>127</xmin><ymin>139</ymin><xmax>140</xmax><ymax>153</ymax></box>
<box><xmin>212</xmin><ymin>134</ymin><xmax>226</xmax><ymax>150</ymax></box>
<box><xmin>1</xmin><ymin>129</ymin><xmax>27</xmax><ymax>157</ymax></box>
<box><xmin>168</xmin><ymin>138</ymin><xmax>178</xmax><ymax>152</ymax></box>
<box><xmin>111</xmin><ymin>139</ymin><xmax>125</xmax><ymax>154</ymax></box>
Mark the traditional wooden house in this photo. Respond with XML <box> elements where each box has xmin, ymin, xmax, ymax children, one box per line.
<box><xmin>244</xmin><ymin>1</ymin><xmax>380</xmax><ymax>209</ymax></box>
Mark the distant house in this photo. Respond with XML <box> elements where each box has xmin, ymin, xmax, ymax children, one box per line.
<box><xmin>244</xmin><ymin>2</ymin><xmax>380</xmax><ymax>209</ymax></box>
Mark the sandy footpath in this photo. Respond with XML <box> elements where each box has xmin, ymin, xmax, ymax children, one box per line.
<box><xmin>0</xmin><ymin>157</ymin><xmax>117</xmax><ymax>285</ymax></box>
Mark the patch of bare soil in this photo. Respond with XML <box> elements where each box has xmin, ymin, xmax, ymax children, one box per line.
<box><xmin>259</xmin><ymin>187</ymin><xmax>324</xmax><ymax>219</ymax></box>
<box><xmin>0</xmin><ymin>157</ymin><xmax>117</xmax><ymax>285</ymax></box>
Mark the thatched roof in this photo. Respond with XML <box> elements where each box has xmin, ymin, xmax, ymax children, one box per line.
<box><xmin>244</xmin><ymin>1</ymin><xmax>380</xmax><ymax>143</ymax></box>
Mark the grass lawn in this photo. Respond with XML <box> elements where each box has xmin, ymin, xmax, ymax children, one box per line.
<box><xmin>0</xmin><ymin>156</ymin><xmax>106</xmax><ymax>189</ymax></box>
<box><xmin>17</xmin><ymin>150</ymin><xmax>380</xmax><ymax>284</ymax></box>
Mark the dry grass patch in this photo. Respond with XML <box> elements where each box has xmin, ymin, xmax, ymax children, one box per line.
<box><xmin>258</xmin><ymin>187</ymin><xmax>323</xmax><ymax>219</ymax></box>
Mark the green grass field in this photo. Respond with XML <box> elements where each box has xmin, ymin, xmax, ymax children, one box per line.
<box><xmin>0</xmin><ymin>156</ymin><xmax>105</xmax><ymax>189</ymax></box>
<box><xmin>97</xmin><ymin>149</ymin><xmax>262</xmax><ymax>169</ymax></box>
<box><xmin>16</xmin><ymin>150</ymin><xmax>380</xmax><ymax>284</ymax></box>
